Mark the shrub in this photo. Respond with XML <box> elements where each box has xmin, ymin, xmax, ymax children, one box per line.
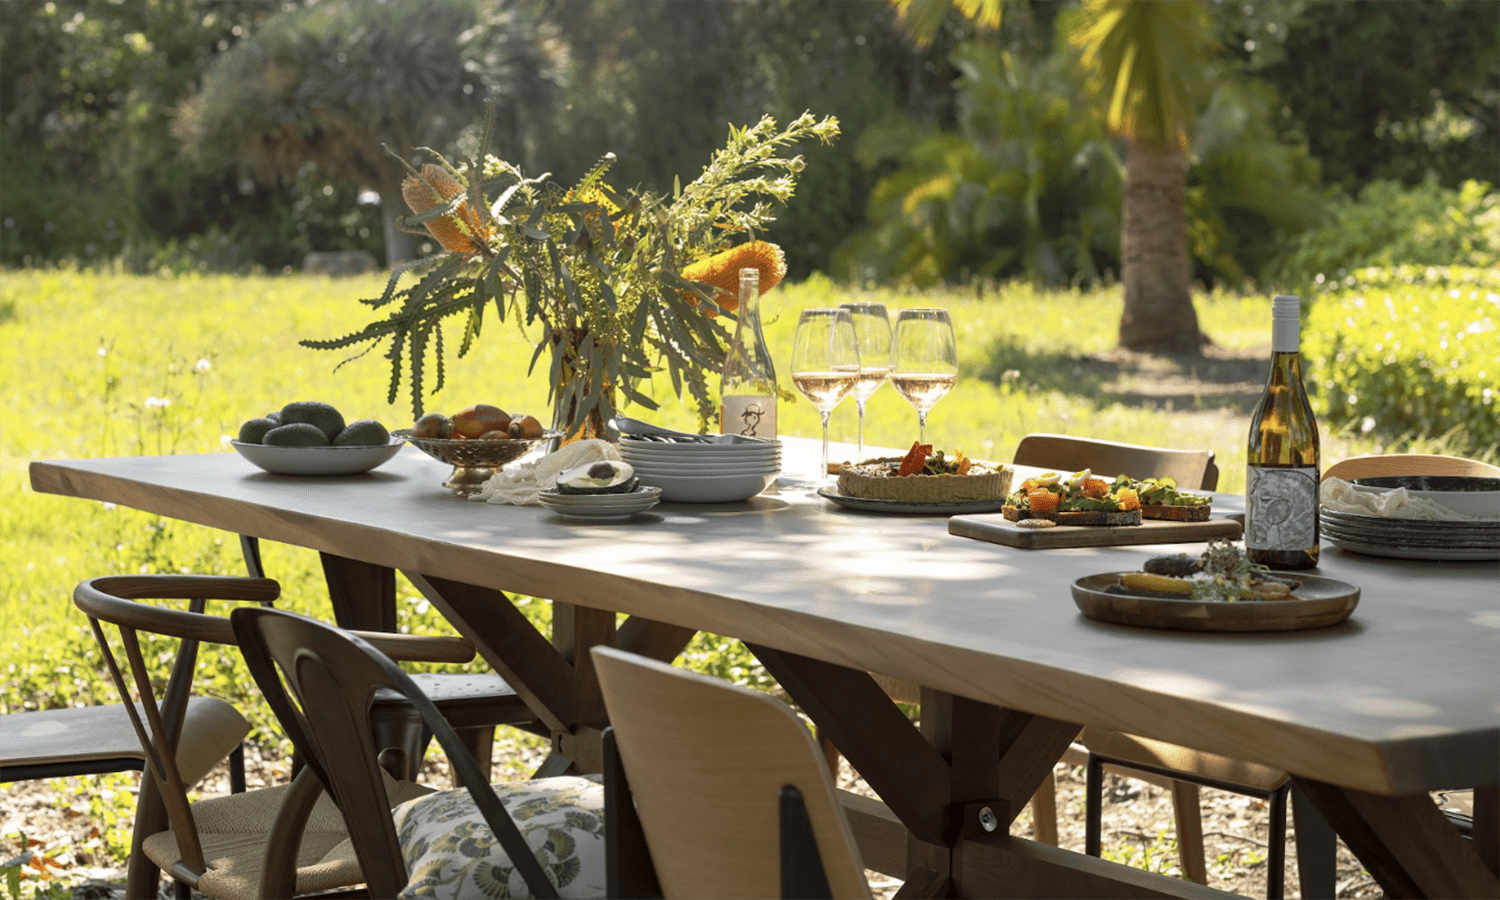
<box><xmin>1275</xmin><ymin>179</ymin><xmax>1500</xmax><ymax>293</ymax></box>
<box><xmin>1303</xmin><ymin>265</ymin><xmax>1499</xmax><ymax>456</ymax></box>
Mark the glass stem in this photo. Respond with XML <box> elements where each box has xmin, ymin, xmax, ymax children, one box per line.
<box><xmin>855</xmin><ymin>399</ymin><xmax>866</xmax><ymax>462</ymax></box>
<box><xmin>820</xmin><ymin>411</ymin><xmax>832</xmax><ymax>482</ymax></box>
<box><xmin>917</xmin><ymin>410</ymin><xmax>927</xmax><ymax>445</ymax></box>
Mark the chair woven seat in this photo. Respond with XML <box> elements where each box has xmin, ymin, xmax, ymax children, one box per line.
<box><xmin>140</xmin><ymin>773</ymin><xmax>432</xmax><ymax>900</ymax></box>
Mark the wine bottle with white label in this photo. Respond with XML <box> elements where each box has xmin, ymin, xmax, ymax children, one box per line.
<box><xmin>719</xmin><ymin>268</ymin><xmax>777</xmax><ymax>438</ymax></box>
<box><xmin>1245</xmin><ymin>294</ymin><xmax>1320</xmax><ymax>569</ymax></box>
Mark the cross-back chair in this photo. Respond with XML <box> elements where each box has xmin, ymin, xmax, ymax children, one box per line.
<box><xmin>231</xmin><ymin>605</ymin><xmax>607</xmax><ymax>900</ymax></box>
<box><xmin>73</xmin><ymin>574</ymin><xmax>476</xmax><ymax>900</ymax></box>
<box><xmin>238</xmin><ymin>535</ymin><xmax>548</xmax><ymax>783</ymax></box>
<box><xmin>592</xmin><ymin>645</ymin><xmax>871</xmax><ymax>900</ymax></box>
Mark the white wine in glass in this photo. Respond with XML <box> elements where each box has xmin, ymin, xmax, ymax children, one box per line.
<box><xmin>890</xmin><ymin>308</ymin><xmax>957</xmax><ymax>445</ymax></box>
<box><xmin>838</xmin><ymin>301</ymin><xmax>892</xmax><ymax>462</ymax></box>
<box><xmin>791</xmin><ymin>308</ymin><xmax>860</xmax><ymax>482</ymax></box>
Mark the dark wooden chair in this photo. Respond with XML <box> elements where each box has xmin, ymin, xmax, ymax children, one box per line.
<box><xmin>73</xmin><ymin>574</ymin><xmax>475</xmax><ymax>900</ymax></box>
<box><xmin>592</xmin><ymin>645</ymin><xmax>871</xmax><ymax>899</ymax></box>
<box><xmin>238</xmin><ymin>535</ymin><xmax>547</xmax><ymax>782</ymax></box>
<box><xmin>231</xmin><ymin>605</ymin><xmax>606</xmax><ymax>899</ymax></box>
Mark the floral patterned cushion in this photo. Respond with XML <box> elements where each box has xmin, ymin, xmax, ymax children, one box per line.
<box><xmin>392</xmin><ymin>774</ymin><xmax>606</xmax><ymax>899</ymax></box>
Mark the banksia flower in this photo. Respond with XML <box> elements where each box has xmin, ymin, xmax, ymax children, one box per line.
<box><xmin>680</xmin><ymin>240</ymin><xmax>786</xmax><ymax>315</ymax></box>
<box><xmin>402</xmin><ymin>164</ymin><xmax>490</xmax><ymax>254</ymax></box>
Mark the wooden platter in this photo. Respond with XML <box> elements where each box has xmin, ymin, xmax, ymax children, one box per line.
<box><xmin>948</xmin><ymin>513</ymin><xmax>1243</xmax><ymax>549</ymax></box>
<box><xmin>1071</xmin><ymin>572</ymin><xmax>1360</xmax><ymax>632</ymax></box>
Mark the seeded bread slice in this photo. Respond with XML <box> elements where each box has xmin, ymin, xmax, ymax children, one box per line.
<box><xmin>1141</xmin><ymin>503</ymin><xmax>1212</xmax><ymax>522</ymax></box>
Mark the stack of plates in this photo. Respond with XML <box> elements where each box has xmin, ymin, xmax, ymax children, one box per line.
<box><xmin>618</xmin><ymin>436</ymin><xmax>781</xmax><ymax>502</ymax></box>
<box><xmin>538</xmin><ymin>486</ymin><xmax>662</xmax><ymax>521</ymax></box>
<box><xmin>1321</xmin><ymin>508</ymin><xmax>1500</xmax><ymax>561</ymax></box>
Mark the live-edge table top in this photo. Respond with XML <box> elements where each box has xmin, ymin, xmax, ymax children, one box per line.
<box><xmin>29</xmin><ymin>447</ymin><xmax>1500</xmax><ymax>798</ymax></box>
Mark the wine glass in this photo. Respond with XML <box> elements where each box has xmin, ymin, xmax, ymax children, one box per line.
<box><xmin>890</xmin><ymin>308</ymin><xmax>957</xmax><ymax>445</ymax></box>
<box><xmin>838</xmin><ymin>301</ymin><xmax>892</xmax><ymax>463</ymax></box>
<box><xmin>790</xmin><ymin>308</ymin><xmax>861</xmax><ymax>482</ymax></box>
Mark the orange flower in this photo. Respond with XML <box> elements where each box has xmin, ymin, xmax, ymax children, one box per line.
<box><xmin>1115</xmin><ymin>487</ymin><xmax>1141</xmax><ymax>511</ymax></box>
<box><xmin>680</xmin><ymin>240</ymin><xmax>786</xmax><ymax>315</ymax></box>
<box><xmin>402</xmin><ymin>164</ymin><xmax>490</xmax><ymax>254</ymax></box>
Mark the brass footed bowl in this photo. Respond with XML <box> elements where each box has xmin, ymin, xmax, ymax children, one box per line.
<box><xmin>393</xmin><ymin>428</ymin><xmax>562</xmax><ymax>496</ymax></box>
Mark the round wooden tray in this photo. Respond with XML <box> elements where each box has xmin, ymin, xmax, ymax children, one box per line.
<box><xmin>1071</xmin><ymin>572</ymin><xmax>1359</xmax><ymax>632</ymax></box>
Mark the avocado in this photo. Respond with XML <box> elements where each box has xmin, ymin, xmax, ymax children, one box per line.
<box><xmin>263</xmin><ymin>422</ymin><xmax>331</xmax><ymax>447</ymax></box>
<box><xmin>555</xmin><ymin>460</ymin><xmax>638</xmax><ymax>494</ymax></box>
<box><xmin>238</xmin><ymin>417</ymin><xmax>278</xmax><ymax>444</ymax></box>
<box><xmin>280</xmin><ymin>401</ymin><xmax>345</xmax><ymax>442</ymax></box>
<box><xmin>333</xmin><ymin>419</ymin><xmax>390</xmax><ymax>447</ymax></box>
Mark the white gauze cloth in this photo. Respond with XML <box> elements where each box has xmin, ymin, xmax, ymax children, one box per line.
<box><xmin>471</xmin><ymin>439</ymin><xmax>621</xmax><ymax>507</ymax></box>
<box><xmin>1319</xmin><ymin>477</ymin><xmax>1469</xmax><ymax>521</ymax></box>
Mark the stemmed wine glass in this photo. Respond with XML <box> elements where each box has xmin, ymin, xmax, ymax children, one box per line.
<box><xmin>838</xmin><ymin>301</ymin><xmax>892</xmax><ymax>463</ymax></box>
<box><xmin>890</xmin><ymin>308</ymin><xmax>957</xmax><ymax>445</ymax></box>
<box><xmin>791</xmin><ymin>308</ymin><xmax>861</xmax><ymax>483</ymax></box>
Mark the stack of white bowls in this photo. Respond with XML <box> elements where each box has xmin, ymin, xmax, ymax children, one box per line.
<box><xmin>617</xmin><ymin>436</ymin><xmax>781</xmax><ymax>502</ymax></box>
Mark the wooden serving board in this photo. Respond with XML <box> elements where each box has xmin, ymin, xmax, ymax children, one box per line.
<box><xmin>948</xmin><ymin>513</ymin><xmax>1243</xmax><ymax>549</ymax></box>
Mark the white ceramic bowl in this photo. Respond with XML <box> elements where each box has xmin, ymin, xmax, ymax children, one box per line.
<box><xmin>1350</xmin><ymin>475</ymin><xmax>1500</xmax><ymax>519</ymax></box>
<box><xmin>634</xmin><ymin>471</ymin><xmax>777</xmax><ymax>503</ymax></box>
<box><xmin>230</xmin><ymin>439</ymin><xmax>403</xmax><ymax>476</ymax></box>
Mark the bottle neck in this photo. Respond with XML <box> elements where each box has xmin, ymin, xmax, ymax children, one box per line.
<box><xmin>1271</xmin><ymin>315</ymin><xmax>1299</xmax><ymax>353</ymax></box>
<box><xmin>735</xmin><ymin>290</ymin><xmax>761</xmax><ymax>338</ymax></box>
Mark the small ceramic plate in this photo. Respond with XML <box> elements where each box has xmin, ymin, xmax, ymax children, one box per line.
<box><xmin>230</xmin><ymin>439</ymin><xmax>403</xmax><ymax>476</ymax></box>
<box><xmin>1071</xmin><ymin>572</ymin><xmax>1360</xmax><ymax>632</ymax></box>
<box><xmin>538</xmin><ymin>487</ymin><xmax>662</xmax><ymax>521</ymax></box>
<box><xmin>817</xmin><ymin>486</ymin><xmax>1009</xmax><ymax>516</ymax></box>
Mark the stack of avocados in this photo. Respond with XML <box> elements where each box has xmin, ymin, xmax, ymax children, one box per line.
<box><xmin>239</xmin><ymin>401</ymin><xmax>390</xmax><ymax>448</ymax></box>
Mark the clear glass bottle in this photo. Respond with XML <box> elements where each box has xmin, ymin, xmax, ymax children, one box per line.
<box><xmin>1245</xmin><ymin>294</ymin><xmax>1320</xmax><ymax>569</ymax></box>
<box><xmin>719</xmin><ymin>268</ymin><xmax>777</xmax><ymax>438</ymax></box>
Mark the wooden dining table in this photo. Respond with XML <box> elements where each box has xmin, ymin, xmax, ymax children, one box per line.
<box><xmin>29</xmin><ymin>440</ymin><xmax>1500</xmax><ymax>899</ymax></box>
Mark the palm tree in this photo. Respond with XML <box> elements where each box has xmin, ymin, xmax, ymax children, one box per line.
<box><xmin>1070</xmin><ymin>0</ymin><xmax>1219</xmax><ymax>351</ymax></box>
<box><xmin>175</xmin><ymin>0</ymin><xmax>555</xmax><ymax>267</ymax></box>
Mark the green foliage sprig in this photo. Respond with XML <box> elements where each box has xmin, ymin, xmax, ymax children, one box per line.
<box><xmin>302</xmin><ymin>108</ymin><xmax>839</xmax><ymax>436</ymax></box>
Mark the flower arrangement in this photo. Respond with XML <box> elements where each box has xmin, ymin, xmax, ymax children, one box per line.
<box><xmin>302</xmin><ymin>107</ymin><xmax>838</xmax><ymax>438</ymax></box>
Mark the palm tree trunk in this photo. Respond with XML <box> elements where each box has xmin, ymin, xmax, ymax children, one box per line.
<box><xmin>1118</xmin><ymin>137</ymin><xmax>1203</xmax><ymax>351</ymax></box>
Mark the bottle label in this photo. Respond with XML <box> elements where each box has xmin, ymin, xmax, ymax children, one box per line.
<box><xmin>721</xmin><ymin>395</ymin><xmax>776</xmax><ymax>438</ymax></box>
<box><xmin>1245</xmin><ymin>466</ymin><xmax>1319</xmax><ymax>551</ymax></box>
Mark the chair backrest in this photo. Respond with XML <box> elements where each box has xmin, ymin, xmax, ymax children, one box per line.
<box><xmin>591</xmin><ymin>646</ymin><xmax>871</xmax><ymax>900</ymax></box>
<box><xmin>1013</xmin><ymin>432</ymin><xmax>1220</xmax><ymax>490</ymax></box>
<box><xmin>1322</xmin><ymin>453</ymin><xmax>1500</xmax><ymax>483</ymax></box>
<box><xmin>229</xmin><ymin>606</ymin><xmax>561</xmax><ymax>900</ymax></box>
